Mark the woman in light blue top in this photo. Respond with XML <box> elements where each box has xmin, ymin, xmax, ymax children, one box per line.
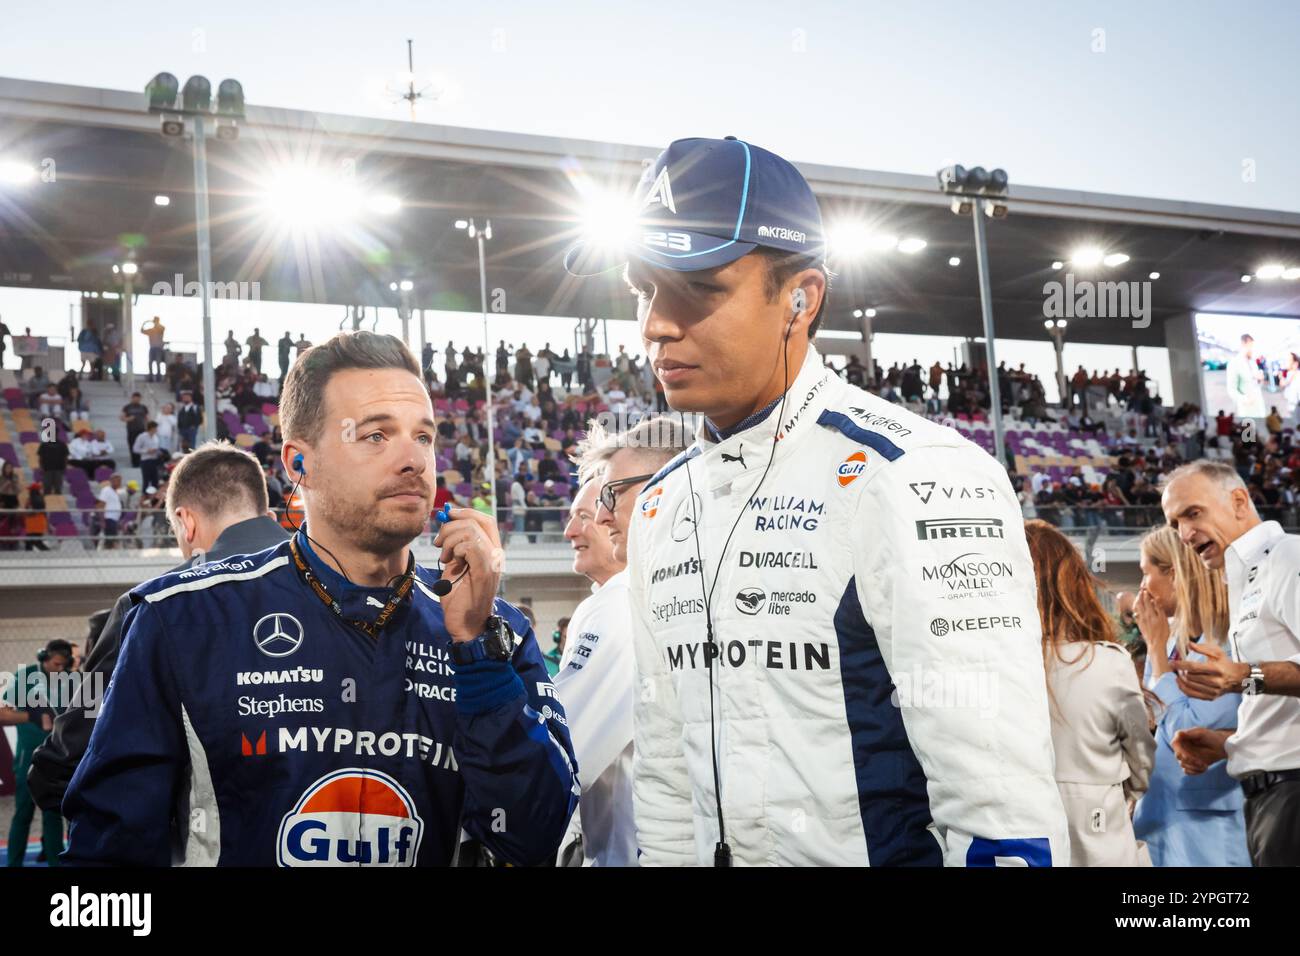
<box><xmin>1131</xmin><ymin>526</ymin><xmax>1250</xmax><ymax>867</ymax></box>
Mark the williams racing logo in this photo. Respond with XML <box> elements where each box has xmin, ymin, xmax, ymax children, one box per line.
<box><xmin>277</xmin><ymin>769</ymin><xmax>424</xmax><ymax>867</ymax></box>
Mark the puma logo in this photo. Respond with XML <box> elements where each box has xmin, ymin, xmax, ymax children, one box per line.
<box><xmin>721</xmin><ymin>446</ymin><xmax>746</xmax><ymax>469</ymax></box>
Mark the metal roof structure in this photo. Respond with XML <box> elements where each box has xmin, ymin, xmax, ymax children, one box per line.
<box><xmin>2</xmin><ymin>76</ymin><xmax>1299</xmax><ymax>346</ymax></box>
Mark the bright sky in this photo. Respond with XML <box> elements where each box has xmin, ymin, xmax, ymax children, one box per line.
<box><xmin>0</xmin><ymin>0</ymin><xmax>1292</xmax><ymax>396</ymax></box>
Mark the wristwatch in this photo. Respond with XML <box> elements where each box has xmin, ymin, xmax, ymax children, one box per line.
<box><xmin>1241</xmin><ymin>664</ymin><xmax>1265</xmax><ymax>696</ymax></box>
<box><xmin>449</xmin><ymin>614</ymin><xmax>516</xmax><ymax>665</ymax></box>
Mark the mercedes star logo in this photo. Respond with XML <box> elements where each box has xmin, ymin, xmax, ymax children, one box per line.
<box><xmin>253</xmin><ymin>612</ymin><xmax>305</xmax><ymax>658</ymax></box>
<box><xmin>671</xmin><ymin>493</ymin><xmax>703</xmax><ymax>543</ymax></box>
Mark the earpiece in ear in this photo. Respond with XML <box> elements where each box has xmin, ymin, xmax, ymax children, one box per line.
<box><xmin>293</xmin><ymin>453</ymin><xmax>305</xmax><ymax>475</ymax></box>
<box><xmin>791</xmin><ymin>288</ymin><xmax>807</xmax><ymax>316</ymax></box>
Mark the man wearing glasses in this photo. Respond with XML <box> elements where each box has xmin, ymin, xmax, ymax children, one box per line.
<box><xmin>552</xmin><ymin>416</ymin><xmax>687</xmax><ymax>865</ymax></box>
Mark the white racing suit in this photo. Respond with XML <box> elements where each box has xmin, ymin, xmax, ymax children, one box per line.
<box><xmin>627</xmin><ymin>348</ymin><xmax>1070</xmax><ymax>866</ymax></box>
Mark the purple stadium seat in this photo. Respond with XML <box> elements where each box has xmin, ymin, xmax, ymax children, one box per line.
<box><xmin>0</xmin><ymin>444</ymin><xmax>18</xmax><ymax>467</ymax></box>
<box><xmin>94</xmin><ymin>466</ymin><xmax>112</xmax><ymax>481</ymax></box>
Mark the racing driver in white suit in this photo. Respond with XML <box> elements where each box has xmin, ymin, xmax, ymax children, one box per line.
<box><xmin>565</xmin><ymin>136</ymin><xmax>1069</xmax><ymax>866</ymax></box>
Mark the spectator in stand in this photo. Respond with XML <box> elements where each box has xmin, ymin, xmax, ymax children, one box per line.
<box><xmin>155</xmin><ymin>401</ymin><xmax>178</xmax><ymax>455</ymax></box>
<box><xmin>134</xmin><ymin>421</ymin><xmax>164</xmax><ymax>491</ymax></box>
<box><xmin>222</xmin><ymin>329</ymin><xmax>242</xmax><ymax>368</ymax></box>
<box><xmin>433</xmin><ymin>475</ymin><xmax>455</xmax><ymax>513</ymax></box>
<box><xmin>23</xmin><ymin>483</ymin><xmax>49</xmax><ymax>551</ymax></box>
<box><xmin>95</xmin><ymin>474</ymin><xmax>124</xmax><ymax>549</ymax></box>
<box><xmin>293</xmin><ymin>333</ymin><xmax>312</xmax><ymax>359</ymax></box>
<box><xmin>515</xmin><ymin>343</ymin><xmax>534</xmax><ymax>388</ymax></box>
<box><xmin>102</xmin><ymin>323</ymin><xmax>122</xmax><ymax>382</ymax></box>
<box><xmin>454</xmin><ymin>434</ymin><xmax>474</xmax><ymax>483</ymax></box>
<box><xmin>0</xmin><ymin>316</ymin><xmax>9</xmax><ymax>368</ymax></box>
<box><xmin>245</xmin><ymin>328</ymin><xmax>268</xmax><ymax>374</ymax></box>
<box><xmin>1130</xmin><ymin>526</ymin><xmax>1247</xmax><ymax>867</ymax></box>
<box><xmin>509</xmin><ymin>470</ymin><xmax>528</xmax><ymax>541</ymax></box>
<box><xmin>76</xmin><ymin>325</ymin><xmax>102</xmax><ymax>380</ymax></box>
<box><xmin>1215</xmin><ymin>409</ymin><xmax>1235</xmax><ymax>440</ymax></box>
<box><xmin>37</xmin><ymin>383</ymin><xmax>65</xmax><ymax>423</ymax></box>
<box><xmin>142</xmin><ymin>316</ymin><xmax>167</xmax><ymax>382</ymax></box>
<box><xmin>38</xmin><ymin>432</ymin><xmax>69</xmax><ymax>495</ymax></box>
<box><xmin>535</xmin><ymin>346</ymin><xmax>551</xmax><ymax>387</ymax></box>
<box><xmin>507</xmin><ymin>436</ymin><xmax>530</xmax><ymax>477</ymax></box>
<box><xmin>576</xmin><ymin>348</ymin><xmax>592</xmax><ymax>390</ymax></box>
<box><xmin>56</xmin><ymin>370</ymin><xmax>83</xmax><ymax>417</ymax></box>
<box><xmin>0</xmin><ymin>462</ymin><xmax>19</xmax><ymax>550</ymax></box>
<box><xmin>278</xmin><ymin>331</ymin><xmax>293</xmax><ymax>383</ymax></box>
<box><xmin>557</xmin><ymin>348</ymin><xmax>574</xmax><ymax>390</ymax></box>
<box><xmin>251</xmin><ymin>430</ymin><xmax>274</xmax><ymax>467</ymax></box>
<box><xmin>471</xmin><ymin>483</ymin><xmax>494</xmax><ymax>517</ymax></box>
<box><xmin>1025</xmin><ymin>519</ymin><xmax>1154</xmax><ymax>866</ymax></box>
<box><xmin>177</xmin><ymin>390</ymin><xmax>201</xmax><ymax>451</ymax></box>
<box><xmin>120</xmin><ymin>392</ymin><xmax>149</xmax><ymax>466</ymax></box>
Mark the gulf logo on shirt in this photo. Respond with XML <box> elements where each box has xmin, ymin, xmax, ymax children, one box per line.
<box><xmin>641</xmin><ymin>485</ymin><xmax>663</xmax><ymax>519</ymax></box>
<box><xmin>277</xmin><ymin>769</ymin><xmax>424</xmax><ymax>866</ymax></box>
<box><xmin>836</xmin><ymin>451</ymin><xmax>868</xmax><ymax>487</ymax></box>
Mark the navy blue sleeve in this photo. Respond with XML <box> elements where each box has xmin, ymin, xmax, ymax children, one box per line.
<box><xmin>62</xmin><ymin>600</ymin><xmax>187</xmax><ymax>866</ymax></box>
<box><xmin>451</xmin><ymin>612</ymin><xmax>579</xmax><ymax>866</ymax></box>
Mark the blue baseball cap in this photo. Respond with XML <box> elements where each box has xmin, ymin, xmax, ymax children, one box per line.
<box><xmin>564</xmin><ymin>136</ymin><xmax>826</xmax><ymax>277</ymax></box>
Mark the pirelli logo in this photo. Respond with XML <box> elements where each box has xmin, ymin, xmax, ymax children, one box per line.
<box><xmin>915</xmin><ymin>518</ymin><xmax>1005</xmax><ymax>541</ymax></box>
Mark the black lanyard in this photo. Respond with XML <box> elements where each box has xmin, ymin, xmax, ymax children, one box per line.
<box><xmin>288</xmin><ymin>536</ymin><xmax>415</xmax><ymax>638</ymax></box>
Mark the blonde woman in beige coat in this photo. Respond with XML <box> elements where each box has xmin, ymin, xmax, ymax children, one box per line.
<box><xmin>1024</xmin><ymin>520</ymin><xmax>1156</xmax><ymax>866</ymax></box>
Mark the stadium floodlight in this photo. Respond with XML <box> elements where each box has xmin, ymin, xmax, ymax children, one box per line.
<box><xmin>897</xmin><ymin>237</ymin><xmax>927</xmax><ymax>254</ymax></box>
<box><xmin>864</xmin><ymin>308</ymin><xmax>877</xmax><ymax>318</ymax></box>
<box><xmin>1283</xmin><ymin>267</ymin><xmax>1300</xmax><ymax>280</ymax></box>
<box><xmin>1071</xmin><ymin>246</ymin><xmax>1105</xmax><ymax>268</ymax></box>
<box><xmin>454</xmin><ymin>219</ymin><xmax>469</xmax><ymax>230</ymax></box>
<box><xmin>852</xmin><ymin>308</ymin><xmax>863</xmax><ymax>318</ymax></box>
<box><xmin>1051</xmin><ymin>260</ymin><xmax>1064</xmax><ymax>270</ymax></box>
<box><xmin>948</xmin><ymin>257</ymin><xmax>961</xmax><ymax>267</ymax></box>
<box><xmin>0</xmin><ymin>160</ymin><xmax>36</xmax><ymax>185</ymax></box>
<box><xmin>261</xmin><ymin>165</ymin><xmax>364</xmax><ymax>228</ymax></box>
<box><xmin>828</xmin><ymin>223</ymin><xmax>897</xmax><ymax>259</ymax></box>
<box><xmin>182</xmin><ymin>76</ymin><xmax>212</xmax><ymax>113</ymax></box>
<box><xmin>154</xmin><ymin>194</ymin><xmax>171</xmax><ymax>206</ymax></box>
<box><xmin>938</xmin><ymin>161</ymin><xmax>1010</xmax><ymax>465</ymax></box>
<box><xmin>369</xmin><ymin>195</ymin><xmax>402</xmax><ymax>215</ymax></box>
<box><xmin>121</xmin><ymin>262</ymin><xmax>139</xmax><ymax>276</ymax></box>
<box><xmin>1241</xmin><ymin>274</ymin><xmax>1252</xmax><ymax>283</ymax></box>
<box><xmin>217</xmin><ymin>79</ymin><xmax>246</xmax><ymax>117</ymax></box>
<box><xmin>1102</xmin><ymin>252</ymin><xmax>1130</xmax><ymax>267</ymax></box>
<box><xmin>399</xmin><ymin>279</ymin><xmax>414</xmax><ymax>292</ymax></box>
<box><xmin>576</xmin><ymin>188</ymin><xmax>637</xmax><ymax>256</ymax></box>
<box><xmin>146</xmin><ymin>72</ymin><xmax>180</xmax><ymax>112</ymax></box>
<box><xmin>1255</xmin><ymin>263</ymin><xmax>1285</xmax><ymax>280</ymax></box>
<box><xmin>1149</xmin><ymin>271</ymin><xmax>1160</xmax><ymax>280</ymax></box>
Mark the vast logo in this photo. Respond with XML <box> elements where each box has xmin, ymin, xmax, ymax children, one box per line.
<box><xmin>277</xmin><ymin>769</ymin><xmax>424</xmax><ymax>867</ymax></box>
<box><xmin>915</xmin><ymin>518</ymin><xmax>1005</xmax><ymax>541</ymax></box>
<box><xmin>837</xmin><ymin>451</ymin><xmax>867</xmax><ymax>487</ymax></box>
<box><xmin>735</xmin><ymin>587</ymin><xmax>766</xmax><ymax>615</ymax></box>
<box><xmin>671</xmin><ymin>493</ymin><xmax>703</xmax><ymax>542</ymax></box>
<box><xmin>253</xmin><ymin>613</ymin><xmax>304</xmax><ymax>658</ymax></box>
<box><xmin>640</xmin><ymin>485</ymin><xmax>663</xmax><ymax>519</ymax></box>
<box><xmin>909</xmin><ymin>482</ymin><xmax>997</xmax><ymax>505</ymax></box>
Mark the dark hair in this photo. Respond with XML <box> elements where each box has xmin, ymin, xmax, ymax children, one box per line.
<box><xmin>756</xmin><ymin>248</ymin><xmax>831</xmax><ymax>336</ymax></box>
<box><xmin>44</xmin><ymin>639</ymin><xmax>74</xmax><ymax>659</ymax></box>
<box><xmin>280</xmin><ymin>331</ymin><xmax>422</xmax><ymax>446</ymax></box>
<box><xmin>166</xmin><ymin>440</ymin><xmax>268</xmax><ymax>518</ymax></box>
